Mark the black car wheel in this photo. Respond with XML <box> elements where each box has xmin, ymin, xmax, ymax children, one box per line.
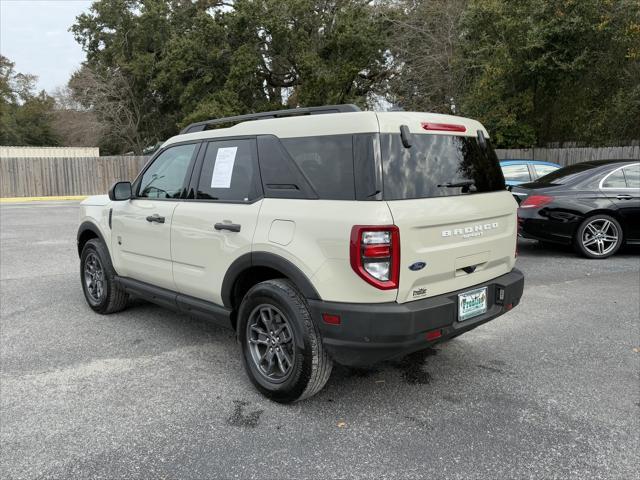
<box><xmin>574</xmin><ymin>214</ymin><xmax>623</xmax><ymax>259</ymax></box>
<box><xmin>247</xmin><ymin>303</ymin><xmax>297</xmax><ymax>383</ymax></box>
<box><xmin>238</xmin><ymin>279</ymin><xmax>332</xmax><ymax>403</ymax></box>
<box><xmin>80</xmin><ymin>239</ymin><xmax>129</xmax><ymax>313</ymax></box>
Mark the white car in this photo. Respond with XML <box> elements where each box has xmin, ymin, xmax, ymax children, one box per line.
<box><xmin>77</xmin><ymin>105</ymin><xmax>524</xmax><ymax>402</ymax></box>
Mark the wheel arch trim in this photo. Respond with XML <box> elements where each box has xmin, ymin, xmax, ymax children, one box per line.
<box><xmin>77</xmin><ymin>221</ymin><xmax>109</xmax><ymax>257</ymax></box>
<box><xmin>221</xmin><ymin>252</ymin><xmax>322</xmax><ymax>309</ymax></box>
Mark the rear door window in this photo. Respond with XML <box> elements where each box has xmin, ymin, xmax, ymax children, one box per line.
<box><xmin>622</xmin><ymin>164</ymin><xmax>640</xmax><ymax>188</ymax></box>
<box><xmin>196</xmin><ymin>138</ymin><xmax>261</xmax><ymax>202</ymax></box>
<box><xmin>602</xmin><ymin>169</ymin><xmax>627</xmax><ymax>188</ymax></box>
<box><xmin>533</xmin><ymin>164</ymin><xmax>559</xmax><ymax>178</ymax></box>
<box><xmin>502</xmin><ymin>164</ymin><xmax>532</xmax><ymax>183</ymax></box>
<box><xmin>281</xmin><ymin>135</ymin><xmax>355</xmax><ymax>200</ymax></box>
<box><xmin>381</xmin><ymin>134</ymin><xmax>505</xmax><ymax>200</ymax></box>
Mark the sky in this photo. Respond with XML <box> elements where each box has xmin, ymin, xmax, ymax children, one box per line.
<box><xmin>0</xmin><ymin>0</ymin><xmax>93</xmax><ymax>93</ymax></box>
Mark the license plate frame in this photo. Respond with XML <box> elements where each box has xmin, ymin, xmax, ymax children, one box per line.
<box><xmin>458</xmin><ymin>287</ymin><xmax>488</xmax><ymax>322</ymax></box>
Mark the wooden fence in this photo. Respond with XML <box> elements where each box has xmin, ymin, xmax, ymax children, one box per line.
<box><xmin>0</xmin><ymin>156</ymin><xmax>148</xmax><ymax>198</ymax></box>
<box><xmin>495</xmin><ymin>145</ymin><xmax>640</xmax><ymax>165</ymax></box>
<box><xmin>1</xmin><ymin>145</ymin><xmax>639</xmax><ymax>198</ymax></box>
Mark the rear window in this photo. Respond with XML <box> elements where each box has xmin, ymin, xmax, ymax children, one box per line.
<box><xmin>533</xmin><ymin>164</ymin><xmax>559</xmax><ymax>177</ymax></box>
<box><xmin>535</xmin><ymin>163</ymin><xmax>597</xmax><ymax>185</ymax></box>
<box><xmin>381</xmin><ymin>134</ymin><xmax>505</xmax><ymax>200</ymax></box>
<box><xmin>502</xmin><ymin>164</ymin><xmax>531</xmax><ymax>183</ymax></box>
<box><xmin>602</xmin><ymin>169</ymin><xmax>627</xmax><ymax>188</ymax></box>
<box><xmin>622</xmin><ymin>164</ymin><xmax>640</xmax><ymax>188</ymax></box>
<box><xmin>281</xmin><ymin>135</ymin><xmax>355</xmax><ymax>200</ymax></box>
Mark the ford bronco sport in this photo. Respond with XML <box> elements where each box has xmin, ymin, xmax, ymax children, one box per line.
<box><xmin>77</xmin><ymin>105</ymin><xmax>524</xmax><ymax>402</ymax></box>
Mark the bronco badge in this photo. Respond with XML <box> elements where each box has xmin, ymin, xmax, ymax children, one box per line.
<box><xmin>442</xmin><ymin>222</ymin><xmax>499</xmax><ymax>239</ymax></box>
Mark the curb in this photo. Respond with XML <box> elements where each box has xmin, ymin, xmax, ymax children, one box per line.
<box><xmin>0</xmin><ymin>195</ymin><xmax>88</xmax><ymax>203</ymax></box>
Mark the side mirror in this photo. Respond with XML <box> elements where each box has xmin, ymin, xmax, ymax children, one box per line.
<box><xmin>108</xmin><ymin>181</ymin><xmax>132</xmax><ymax>201</ymax></box>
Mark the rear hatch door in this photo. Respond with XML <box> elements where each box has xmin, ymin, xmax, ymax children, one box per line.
<box><xmin>379</xmin><ymin>128</ymin><xmax>517</xmax><ymax>303</ymax></box>
<box><xmin>388</xmin><ymin>193</ymin><xmax>517</xmax><ymax>303</ymax></box>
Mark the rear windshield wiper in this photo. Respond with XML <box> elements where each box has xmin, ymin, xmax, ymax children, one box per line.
<box><xmin>437</xmin><ymin>180</ymin><xmax>475</xmax><ymax>188</ymax></box>
<box><xmin>437</xmin><ymin>180</ymin><xmax>477</xmax><ymax>193</ymax></box>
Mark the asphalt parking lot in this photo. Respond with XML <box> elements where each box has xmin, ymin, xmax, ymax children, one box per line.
<box><xmin>1</xmin><ymin>201</ymin><xmax>638</xmax><ymax>480</ymax></box>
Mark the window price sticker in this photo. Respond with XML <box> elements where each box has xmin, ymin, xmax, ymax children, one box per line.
<box><xmin>211</xmin><ymin>146</ymin><xmax>238</xmax><ymax>189</ymax></box>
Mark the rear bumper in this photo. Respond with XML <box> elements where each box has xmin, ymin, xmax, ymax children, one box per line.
<box><xmin>517</xmin><ymin>208</ymin><xmax>580</xmax><ymax>244</ymax></box>
<box><xmin>308</xmin><ymin>268</ymin><xmax>524</xmax><ymax>367</ymax></box>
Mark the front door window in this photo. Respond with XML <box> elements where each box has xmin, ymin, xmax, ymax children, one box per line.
<box><xmin>138</xmin><ymin>144</ymin><xmax>198</xmax><ymax>199</ymax></box>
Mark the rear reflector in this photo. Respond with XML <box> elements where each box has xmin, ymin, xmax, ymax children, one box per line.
<box><xmin>519</xmin><ymin>195</ymin><xmax>554</xmax><ymax>209</ymax></box>
<box><xmin>426</xmin><ymin>329</ymin><xmax>442</xmax><ymax>341</ymax></box>
<box><xmin>363</xmin><ymin>244</ymin><xmax>391</xmax><ymax>258</ymax></box>
<box><xmin>322</xmin><ymin>313</ymin><xmax>341</xmax><ymax>325</ymax></box>
<box><xmin>421</xmin><ymin>122</ymin><xmax>467</xmax><ymax>133</ymax></box>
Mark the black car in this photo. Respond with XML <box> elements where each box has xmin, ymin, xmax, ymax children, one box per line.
<box><xmin>512</xmin><ymin>160</ymin><xmax>639</xmax><ymax>259</ymax></box>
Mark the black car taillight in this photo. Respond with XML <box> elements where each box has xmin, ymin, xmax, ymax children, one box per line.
<box><xmin>350</xmin><ymin>225</ymin><xmax>400</xmax><ymax>290</ymax></box>
<box><xmin>519</xmin><ymin>195</ymin><xmax>554</xmax><ymax>209</ymax></box>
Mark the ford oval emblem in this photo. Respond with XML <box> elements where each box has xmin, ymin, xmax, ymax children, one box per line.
<box><xmin>409</xmin><ymin>261</ymin><xmax>426</xmax><ymax>271</ymax></box>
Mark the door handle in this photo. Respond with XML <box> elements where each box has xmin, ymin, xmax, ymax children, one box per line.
<box><xmin>214</xmin><ymin>222</ymin><xmax>241</xmax><ymax>232</ymax></box>
<box><xmin>146</xmin><ymin>214</ymin><xmax>165</xmax><ymax>223</ymax></box>
<box><xmin>616</xmin><ymin>194</ymin><xmax>633</xmax><ymax>200</ymax></box>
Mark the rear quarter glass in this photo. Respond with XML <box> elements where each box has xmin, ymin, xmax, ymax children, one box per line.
<box><xmin>281</xmin><ymin>135</ymin><xmax>355</xmax><ymax>200</ymax></box>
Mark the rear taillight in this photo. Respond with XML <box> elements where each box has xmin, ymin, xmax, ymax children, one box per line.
<box><xmin>350</xmin><ymin>225</ymin><xmax>400</xmax><ymax>290</ymax></box>
<box><xmin>519</xmin><ymin>195</ymin><xmax>554</xmax><ymax>209</ymax></box>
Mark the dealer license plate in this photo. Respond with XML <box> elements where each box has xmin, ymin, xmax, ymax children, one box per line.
<box><xmin>458</xmin><ymin>287</ymin><xmax>488</xmax><ymax>322</ymax></box>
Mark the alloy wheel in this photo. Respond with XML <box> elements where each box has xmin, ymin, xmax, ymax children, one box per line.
<box><xmin>84</xmin><ymin>252</ymin><xmax>105</xmax><ymax>302</ymax></box>
<box><xmin>247</xmin><ymin>304</ymin><xmax>296</xmax><ymax>383</ymax></box>
<box><xmin>581</xmin><ymin>218</ymin><xmax>619</xmax><ymax>257</ymax></box>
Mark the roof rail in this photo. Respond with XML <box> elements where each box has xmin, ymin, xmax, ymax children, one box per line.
<box><xmin>180</xmin><ymin>104</ymin><xmax>362</xmax><ymax>134</ymax></box>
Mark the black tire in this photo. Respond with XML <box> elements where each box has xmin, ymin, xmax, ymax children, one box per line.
<box><xmin>238</xmin><ymin>279</ymin><xmax>332</xmax><ymax>403</ymax></box>
<box><xmin>80</xmin><ymin>238</ymin><xmax>129</xmax><ymax>314</ymax></box>
<box><xmin>573</xmin><ymin>214</ymin><xmax>623</xmax><ymax>259</ymax></box>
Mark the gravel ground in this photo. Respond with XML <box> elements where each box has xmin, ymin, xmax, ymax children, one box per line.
<box><xmin>1</xmin><ymin>201</ymin><xmax>638</xmax><ymax>480</ymax></box>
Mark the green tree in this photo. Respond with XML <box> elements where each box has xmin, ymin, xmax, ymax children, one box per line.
<box><xmin>71</xmin><ymin>0</ymin><xmax>390</xmax><ymax>153</ymax></box>
<box><xmin>458</xmin><ymin>0</ymin><xmax>640</xmax><ymax>147</ymax></box>
<box><xmin>13</xmin><ymin>91</ymin><xmax>60</xmax><ymax>146</ymax></box>
<box><xmin>0</xmin><ymin>55</ymin><xmax>59</xmax><ymax>146</ymax></box>
<box><xmin>71</xmin><ymin>0</ymin><xmax>179</xmax><ymax>153</ymax></box>
<box><xmin>0</xmin><ymin>56</ymin><xmax>20</xmax><ymax>144</ymax></box>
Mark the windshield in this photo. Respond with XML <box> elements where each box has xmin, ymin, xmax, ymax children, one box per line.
<box><xmin>534</xmin><ymin>163</ymin><xmax>596</xmax><ymax>185</ymax></box>
<box><xmin>381</xmin><ymin>133</ymin><xmax>505</xmax><ymax>200</ymax></box>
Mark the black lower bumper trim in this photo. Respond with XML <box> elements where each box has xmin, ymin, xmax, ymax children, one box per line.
<box><xmin>308</xmin><ymin>268</ymin><xmax>524</xmax><ymax>367</ymax></box>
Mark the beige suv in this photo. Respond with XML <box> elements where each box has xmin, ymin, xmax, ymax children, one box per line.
<box><xmin>77</xmin><ymin>105</ymin><xmax>524</xmax><ymax>402</ymax></box>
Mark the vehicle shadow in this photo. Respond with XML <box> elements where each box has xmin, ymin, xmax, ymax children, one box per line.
<box><xmin>518</xmin><ymin>238</ymin><xmax>640</xmax><ymax>258</ymax></box>
<box><xmin>122</xmin><ymin>296</ymin><xmax>451</xmax><ymax>404</ymax></box>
